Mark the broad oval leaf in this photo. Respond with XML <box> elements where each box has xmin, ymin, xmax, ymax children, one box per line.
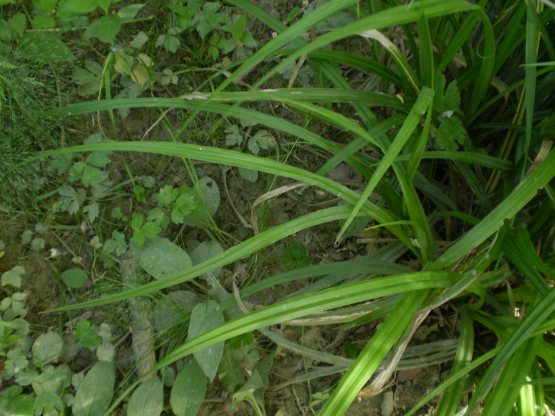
<box><xmin>188</xmin><ymin>301</ymin><xmax>225</xmax><ymax>381</ymax></box>
<box><xmin>127</xmin><ymin>376</ymin><xmax>163</xmax><ymax>416</ymax></box>
<box><xmin>117</xmin><ymin>4</ymin><xmax>145</xmax><ymax>20</ymax></box>
<box><xmin>72</xmin><ymin>361</ymin><xmax>115</xmax><ymax>416</ymax></box>
<box><xmin>32</xmin><ymin>332</ymin><xmax>63</xmax><ymax>363</ymax></box>
<box><xmin>170</xmin><ymin>359</ymin><xmax>207</xmax><ymax>416</ymax></box>
<box><xmin>199</xmin><ymin>176</ymin><xmax>220</xmax><ymax>215</ymax></box>
<box><xmin>134</xmin><ymin>237</ymin><xmax>192</xmax><ymax>280</ymax></box>
<box><xmin>190</xmin><ymin>240</ymin><xmax>224</xmax><ymax>277</ymax></box>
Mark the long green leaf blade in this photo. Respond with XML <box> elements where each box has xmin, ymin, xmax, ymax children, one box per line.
<box><xmin>521</xmin><ymin>0</ymin><xmax>540</xmax><ymax>172</ymax></box>
<box><xmin>429</xmin><ymin>149</ymin><xmax>555</xmax><ymax>270</ymax></box>
<box><xmin>468</xmin><ymin>288</ymin><xmax>555</xmax><ymax>411</ymax></box>
<box><xmin>161</xmin><ymin>273</ymin><xmax>457</xmax><ymax>365</ymax></box>
<box><xmin>107</xmin><ymin>272</ymin><xmax>458</xmax><ymax>413</ymax></box>
<box><xmin>436</xmin><ymin>309</ymin><xmax>474</xmax><ymax>414</ymax></box>
<box><xmin>406</xmin><ymin>347</ymin><xmax>501</xmax><ymax>416</ymax></box>
<box><xmin>253</xmin><ymin>1</ymin><xmax>479</xmax><ymax>88</ymax></box>
<box><xmin>319</xmin><ymin>291</ymin><xmax>429</xmax><ymax>415</ymax></box>
<box><xmin>35</xmin><ymin>140</ymin><xmax>402</xmax><ymax>234</ymax></box>
<box><xmin>43</xmin><ymin>98</ymin><xmax>378</xmax><ymax>175</ymax></box>
<box><xmin>481</xmin><ymin>337</ymin><xmax>541</xmax><ymax>416</ymax></box>
<box><xmin>219</xmin><ymin>0</ymin><xmax>358</xmax><ymax>90</ymax></box>
<box><xmin>336</xmin><ymin>87</ymin><xmax>434</xmax><ymax>242</ymax></box>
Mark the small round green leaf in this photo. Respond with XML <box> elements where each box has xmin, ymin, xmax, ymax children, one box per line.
<box><xmin>74</xmin><ymin>320</ymin><xmax>102</xmax><ymax>349</ymax></box>
<box><xmin>1</xmin><ymin>266</ymin><xmax>25</xmax><ymax>288</ymax></box>
<box><xmin>96</xmin><ymin>342</ymin><xmax>115</xmax><ymax>362</ymax></box>
<box><xmin>81</xmin><ymin>164</ymin><xmax>107</xmax><ymax>187</ymax></box>
<box><xmin>238</xmin><ymin>167</ymin><xmax>258</xmax><ymax>182</ymax></box>
<box><xmin>60</xmin><ymin>268</ymin><xmax>88</xmax><ymax>289</ymax></box>
<box><xmin>84</xmin><ymin>15</ymin><xmax>121</xmax><ymax>45</ymax></box>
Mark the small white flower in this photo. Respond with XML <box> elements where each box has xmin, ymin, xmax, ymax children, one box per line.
<box><xmin>440</xmin><ymin>110</ymin><xmax>454</xmax><ymax>118</ymax></box>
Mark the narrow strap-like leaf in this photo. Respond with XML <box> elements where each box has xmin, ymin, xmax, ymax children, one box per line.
<box><xmin>336</xmin><ymin>87</ymin><xmax>434</xmax><ymax>243</ymax></box>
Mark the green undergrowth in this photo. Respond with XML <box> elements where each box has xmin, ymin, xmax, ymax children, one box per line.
<box><xmin>1</xmin><ymin>0</ymin><xmax>555</xmax><ymax>415</ymax></box>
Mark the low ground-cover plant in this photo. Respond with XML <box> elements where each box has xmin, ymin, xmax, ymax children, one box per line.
<box><xmin>2</xmin><ymin>0</ymin><xmax>555</xmax><ymax>415</ymax></box>
<box><xmin>0</xmin><ymin>254</ymin><xmax>119</xmax><ymax>416</ymax></box>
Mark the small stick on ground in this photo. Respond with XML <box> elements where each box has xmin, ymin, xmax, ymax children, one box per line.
<box><xmin>120</xmin><ymin>251</ymin><xmax>157</xmax><ymax>378</ymax></box>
